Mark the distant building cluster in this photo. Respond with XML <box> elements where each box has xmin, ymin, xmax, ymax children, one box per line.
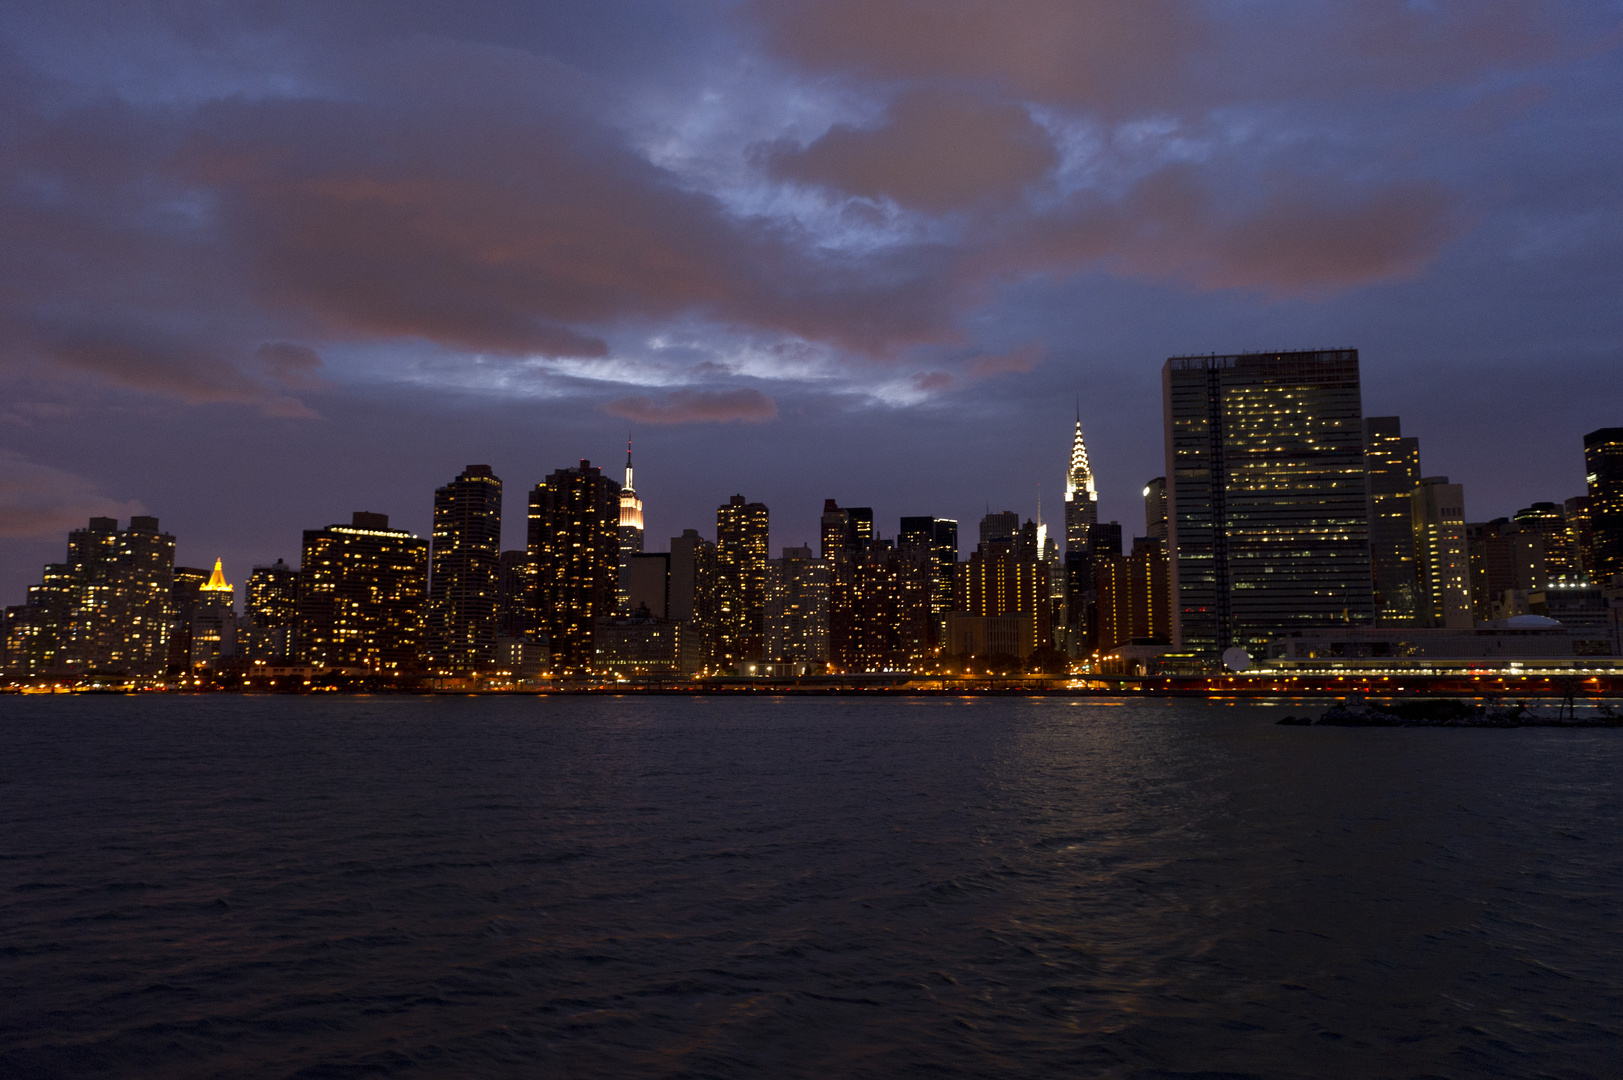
<box><xmin>4</xmin><ymin>349</ymin><xmax>1622</xmax><ymax>686</ymax></box>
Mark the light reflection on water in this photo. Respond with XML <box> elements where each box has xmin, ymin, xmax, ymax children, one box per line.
<box><xmin>1</xmin><ymin>695</ymin><xmax>1619</xmax><ymax>1078</ymax></box>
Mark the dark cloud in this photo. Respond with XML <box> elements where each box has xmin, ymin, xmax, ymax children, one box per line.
<box><xmin>750</xmin><ymin>0</ymin><xmax>1198</xmax><ymax>112</ymax></box>
<box><xmin>976</xmin><ymin>167</ymin><xmax>1463</xmax><ymax>296</ymax></box>
<box><xmin>750</xmin><ymin>0</ymin><xmax>1580</xmax><ymax>111</ymax></box>
<box><xmin>762</xmin><ymin>89</ymin><xmax>1059</xmax><ymax>212</ymax></box>
<box><xmin>965</xmin><ymin>342</ymin><xmax>1043</xmax><ymax>379</ymax></box>
<box><xmin>604</xmin><ymin>388</ymin><xmax>779</xmax><ymax>425</ymax></box>
<box><xmin>31</xmin><ymin>323</ymin><xmax>315</xmax><ymax>416</ymax></box>
<box><xmin>0</xmin><ymin>449</ymin><xmax>144</xmax><ymax>538</ymax></box>
<box><xmin>256</xmin><ymin>341</ymin><xmax>327</xmax><ymax>389</ymax></box>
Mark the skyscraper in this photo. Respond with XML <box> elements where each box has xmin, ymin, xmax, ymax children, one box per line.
<box><xmin>495</xmin><ymin>550</ymin><xmax>533</xmax><ymax>640</ymax></box>
<box><xmin>112</xmin><ymin>516</ymin><xmax>176</xmax><ymax>676</ymax></box>
<box><xmin>1467</xmin><ymin>519</ymin><xmax>1547</xmax><ymax>621</ymax></box>
<box><xmin>1512</xmin><ymin>502</ymin><xmax>1577</xmax><ymax>583</ymax></box>
<box><xmin>820</xmin><ymin>500</ymin><xmax>849</xmax><ymax>562</ymax></box>
<box><xmin>949</xmin><ymin>519</ymin><xmax>1049</xmax><ymax>659</ymax></box>
<box><xmin>427</xmin><ymin>464</ymin><xmax>503</xmax><ymax>674</ymax></box>
<box><xmin>1364</xmin><ymin>416</ymin><xmax>1422</xmax><ymax>624</ymax></box>
<box><xmin>1163</xmin><ymin>350</ymin><xmax>1374</xmax><ymax>656</ymax></box>
<box><xmin>1412</xmin><ymin>477</ymin><xmax>1472</xmax><ymax>629</ymax></box>
<box><xmin>669</xmin><ymin>529</ymin><xmax>717</xmax><ymax>672</ymax></box>
<box><xmin>1564</xmin><ymin>495</ymin><xmax>1594</xmax><ymax>579</ymax></box>
<box><xmin>2</xmin><ymin>515</ymin><xmax>174</xmax><ymax>678</ymax></box>
<box><xmin>1586</xmin><ymin>428</ymin><xmax>1623</xmax><ymax>582</ymax></box>
<box><xmin>1063</xmin><ymin>414</ymin><xmax>1098</xmax><ymax>552</ymax></box>
<box><xmin>766</xmin><ymin>545</ymin><xmax>830</xmax><ymax>665</ymax></box>
<box><xmin>243</xmin><ymin>559</ymin><xmax>299</xmax><ymax>660</ymax></box>
<box><xmin>618</xmin><ymin>440</ymin><xmax>645</xmax><ymax>610</ymax></box>
<box><xmin>715</xmin><ymin>495</ymin><xmax>769</xmax><ymax>668</ymax></box>
<box><xmin>189</xmin><ymin>559</ymin><xmax>237</xmax><ymax>669</ymax></box>
<box><xmin>298</xmin><ymin>512</ymin><xmax>429</xmax><ymax>674</ymax></box>
<box><xmin>979</xmin><ymin>510</ymin><xmax>1020</xmax><ymax>547</ymax></box>
<box><xmin>1143</xmin><ymin>477</ymin><xmax>1168</xmax><ymax>542</ymax></box>
<box><xmin>625</xmin><ymin>551</ymin><xmax>670</xmax><ymax>617</ymax></box>
<box><xmin>529</xmin><ymin>461</ymin><xmax>621</xmax><ymax>670</ymax></box>
<box><xmin>166</xmin><ymin>565</ymin><xmax>208</xmax><ymax>674</ymax></box>
<box><xmin>899</xmin><ymin>515</ymin><xmax>958</xmax><ymax>641</ymax></box>
<box><xmin>829</xmin><ymin>541</ymin><xmax>930</xmax><ymax>672</ymax></box>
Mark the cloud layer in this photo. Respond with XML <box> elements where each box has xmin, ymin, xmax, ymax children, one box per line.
<box><xmin>4</xmin><ymin>0</ymin><xmax>1592</xmax><ymax>420</ymax></box>
<box><xmin>0</xmin><ymin>449</ymin><xmax>144</xmax><ymax>539</ymax></box>
<box><xmin>605</xmin><ymin>388</ymin><xmax>779</xmax><ymax>425</ymax></box>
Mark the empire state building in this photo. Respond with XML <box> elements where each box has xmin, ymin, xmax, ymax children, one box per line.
<box><xmin>617</xmin><ymin>440</ymin><xmax>644</xmax><ymax>610</ymax></box>
<box><xmin>1063</xmin><ymin>416</ymin><xmax>1098</xmax><ymax>552</ymax></box>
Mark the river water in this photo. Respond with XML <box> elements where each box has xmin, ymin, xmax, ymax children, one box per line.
<box><xmin>1</xmin><ymin>695</ymin><xmax>1618</xmax><ymax>1078</ymax></box>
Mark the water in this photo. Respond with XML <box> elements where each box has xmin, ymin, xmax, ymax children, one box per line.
<box><xmin>2</xmin><ymin>695</ymin><xmax>1619</xmax><ymax>1079</ymax></box>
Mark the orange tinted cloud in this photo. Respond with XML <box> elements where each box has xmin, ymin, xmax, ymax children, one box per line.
<box><xmin>763</xmin><ymin>89</ymin><xmax>1059</xmax><ymax>212</ymax></box>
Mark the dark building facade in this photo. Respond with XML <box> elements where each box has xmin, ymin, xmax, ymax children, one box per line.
<box><xmin>1144</xmin><ymin>477</ymin><xmax>1168</xmax><ymax>542</ymax></box>
<box><xmin>1565</xmin><ymin>495</ymin><xmax>1594</xmax><ymax>579</ymax></box>
<box><xmin>669</xmin><ymin>529</ymin><xmax>717</xmax><ymax>672</ymax></box>
<box><xmin>529</xmin><ymin>460</ymin><xmax>621</xmax><ymax>670</ymax></box>
<box><xmin>1467</xmin><ymin>519</ymin><xmax>1546</xmax><ymax>621</ymax></box>
<box><xmin>899</xmin><ymin>515</ymin><xmax>958</xmax><ymax>642</ymax></box>
<box><xmin>1513</xmin><ymin>502</ymin><xmax>1577</xmax><ymax>582</ymax></box>
<box><xmin>1364</xmin><ymin>416</ymin><xmax>1422</xmax><ymax>624</ymax></box>
<box><xmin>1094</xmin><ymin>537</ymin><xmax>1172</xmax><ymax>655</ymax></box>
<box><xmin>715</xmin><ymin>495</ymin><xmax>769</xmax><ymax>668</ymax></box>
<box><xmin>427</xmin><ymin>465</ymin><xmax>503</xmax><ymax>673</ymax></box>
<box><xmin>1582</xmin><ymin>427</ymin><xmax>1623</xmax><ymax>582</ymax></box>
<box><xmin>297</xmin><ymin>512</ymin><xmax>428</xmax><ymax>674</ymax></box>
<box><xmin>1163</xmin><ymin>350</ymin><xmax>1374</xmax><ymax>656</ymax></box>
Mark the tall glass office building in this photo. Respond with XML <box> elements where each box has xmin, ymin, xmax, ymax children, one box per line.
<box><xmin>1163</xmin><ymin>350</ymin><xmax>1374</xmax><ymax>656</ymax></box>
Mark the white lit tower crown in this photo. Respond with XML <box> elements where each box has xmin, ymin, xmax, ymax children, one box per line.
<box><xmin>1063</xmin><ymin>411</ymin><xmax>1098</xmax><ymax>552</ymax></box>
<box><xmin>617</xmin><ymin>438</ymin><xmax>644</xmax><ymax>610</ymax></box>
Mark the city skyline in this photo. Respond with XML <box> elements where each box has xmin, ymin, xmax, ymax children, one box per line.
<box><xmin>2</xmin><ymin>375</ymin><xmax>1611</xmax><ymax>610</ymax></box>
<box><xmin>2</xmin><ymin>392</ymin><xmax>1613</xmax><ymax>616</ymax></box>
<box><xmin>2</xmin><ymin>2</ymin><xmax>1622</xmax><ymax>608</ymax></box>
<box><xmin>8</xmin><ymin>342</ymin><xmax>1616</xmax><ymax>685</ymax></box>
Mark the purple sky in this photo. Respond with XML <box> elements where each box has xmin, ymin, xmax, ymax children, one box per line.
<box><xmin>3</xmin><ymin>0</ymin><xmax>1622</xmax><ymax>604</ymax></box>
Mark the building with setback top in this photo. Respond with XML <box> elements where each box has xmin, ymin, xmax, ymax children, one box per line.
<box><xmin>617</xmin><ymin>441</ymin><xmax>644</xmax><ymax>611</ymax></box>
<box><xmin>1063</xmin><ymin>414</ymin><xmax>1098</xmax><ymax>552</ymax></box>
<box><xmin>3</xmin><ymin>515</ymin><xmax>175</xmax><ymax>678</ymax></box>
<box><xmin>1163</xmin><ymin>350</ymin><xmax>1374</xmax><ymax>657</ymax></box>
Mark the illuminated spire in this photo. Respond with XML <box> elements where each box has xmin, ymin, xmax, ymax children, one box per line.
<box><xmin>619</xmin><ymin>436</ymin><xmax>643</xmax><ymax>532</ymax></box>
<box><xmin>1065</xmin><ymin>417</ymin><xmax>1096</xmax><ymax>503</ymax></box>
<box><xmin>201</xmin><ymin>558</ymin><xmax>232</xmax><ymax>592</ymax></box>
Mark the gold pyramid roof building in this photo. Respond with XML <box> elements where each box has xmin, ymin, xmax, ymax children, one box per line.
<box><xmin>200</xmin><ymin>557</ymin><xmax>233</xmax><ymax>592</ymax></box>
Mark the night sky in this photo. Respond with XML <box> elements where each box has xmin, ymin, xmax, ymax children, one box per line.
<box><xmin>3</xmin><ymin>1</ymin><xmax>1621</xmax><ymax>603</ymax></box>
